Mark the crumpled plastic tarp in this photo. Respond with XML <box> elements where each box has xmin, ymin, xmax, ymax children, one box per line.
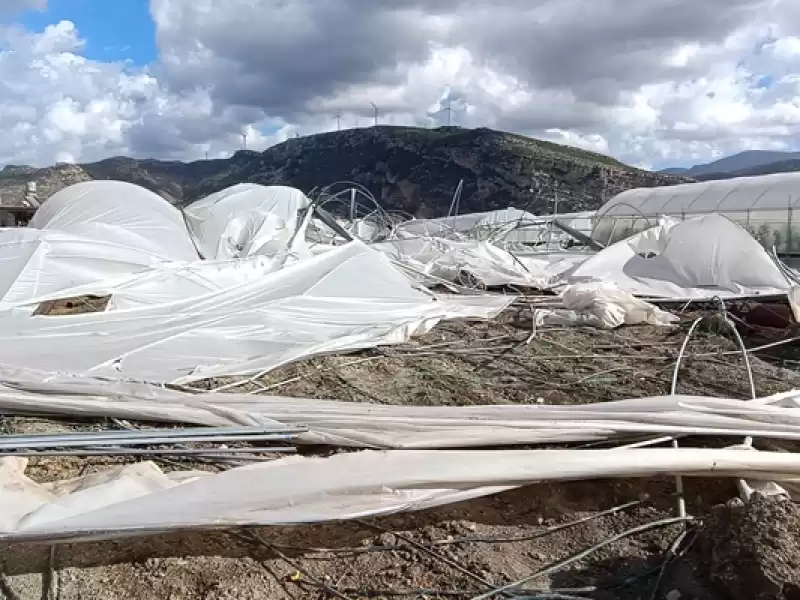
<box><xmin>182</xmin><ymin>184</ymin><xmax>312</xmax><ymax>260</ymax></box>
<box><xmin>0</xmin><ymin>241</ymin><xmax>511</xmax><ymax>383</ymax></box>
<box><xmin>2</xmin><ymin>372</ymin><xmax>800</xmax><ymax>448</ymax></box>
<box><xmin>2</xmin><ymin>446</ymin><xmax>800</xmax><ymax>541</ymax></box>
<box><xmin>533</xmin><ymin>282</ymin><xmax>679</xmax><ymax>329</ymax></box>
<box><xmin>556</xmin><ymin>214</ymin><xmax>791</xmax><ymax>298</ymax></box>
<box><xmin>372</xmin><ymin>238</ymin><xmax>575</xmax><ymax>288</ymax></box>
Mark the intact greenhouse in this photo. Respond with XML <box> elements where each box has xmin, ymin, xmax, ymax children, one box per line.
<box><xmin>592</xmin><ymin>172</ymin><xmax>800</xmax><ymax>254</ymax></box>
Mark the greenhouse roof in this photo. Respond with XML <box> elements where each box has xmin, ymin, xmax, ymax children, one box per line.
<box><xmin>597</xmin><ymin>171</ymin><xmax>800</xmax><ymax>217</ymax></box>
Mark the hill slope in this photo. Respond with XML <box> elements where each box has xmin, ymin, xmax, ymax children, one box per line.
<box><xmin>661</xmin><ymin>150</ymin><xmax>800</xmax><ymax>179</ymax></box>
<box><xmin>0</xmin><ymin>126</ymin><xmax>687</xmax><ymax>216</ymax></box>
<box><xmin>691</xmin><ymin>157</ymin><xmax>800</xmax><ymax>181</ymax></box>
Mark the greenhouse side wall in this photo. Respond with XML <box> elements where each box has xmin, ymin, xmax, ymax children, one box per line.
<box><xmin>591</xmin><ymin>209</ymin><xmax>800</xmax><ymax>254</ymax></box>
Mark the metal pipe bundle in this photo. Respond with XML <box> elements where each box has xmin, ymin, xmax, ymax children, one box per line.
<box><xmin>0</xmin><ymin>424</ymin><xmax>306</xmax><ymax>456</ymax></box>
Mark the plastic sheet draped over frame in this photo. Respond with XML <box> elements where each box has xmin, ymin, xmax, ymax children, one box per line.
<box><xmin>0</xmin><ymin>242</ymin><xmax>511</xmax><ymax>383</ymax></box>
<box><xmin>3</xmin><ymin>374</ymin><xmax>800</xmax><ymax>449</ymax></box>
<box><xmin>3</xmin><ymin>447</ymin><xmax>800</xmax><ymax>541</ymax></box>
<box><xmin>182</xmin><ymin>184</ymin><xmax>311</xmax><ymax>259</ymax></box>
<box><xmin>0</xmin><ymin>228</ymin><xmax>171</xmax><ymax>309</ymax></box>
<box><xmin>371</xmin><ymin>238</ymin><xmax>564</xmax><ymax>288</ymax></box>
<box><xmin>30</xmin><ymin>180</ymin><xmax>199</xmax><ymax>261</ymax></box>
<box><xmin>558</xmin><ymin>214</ymin><xmax>790</xmax><ymax>298</ymax></box>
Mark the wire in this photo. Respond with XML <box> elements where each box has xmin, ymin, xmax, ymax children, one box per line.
<box><xmin>469</xmin><ymin>516</ymin><xmax>692</xmax><ymax>600</ymax></box>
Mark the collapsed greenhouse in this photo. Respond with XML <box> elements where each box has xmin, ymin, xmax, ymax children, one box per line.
<box><xmin>591</xmin><ymin>171</ymin><xmax>800</xmax><ymax>253</ymax></box>
<box><xmin>2</xmin><ymin>178</ymin><xmax>800</xmax><ymax>598</ymax></box>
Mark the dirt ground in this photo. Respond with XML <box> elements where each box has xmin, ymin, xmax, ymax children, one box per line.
<box><xmin>2</xmin><ymin>302</ymin><xmax>800</xmax><ymax>600</ymax></box>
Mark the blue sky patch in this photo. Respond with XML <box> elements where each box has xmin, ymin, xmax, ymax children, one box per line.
<box><xmin>21</xmin><ymin>0</ymin><xmax>155</xmax><ymax>64</ymax></box>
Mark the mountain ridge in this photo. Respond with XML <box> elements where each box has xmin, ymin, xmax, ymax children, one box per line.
<box><xmin>0</xmin><ymin>126</ymin><xmax>689</xmax><ymax>217</ymax></box>
<box><xmin>660</xmin><ymin>149</ymin><xmax>800</xmax><ymax>180</ymax></box>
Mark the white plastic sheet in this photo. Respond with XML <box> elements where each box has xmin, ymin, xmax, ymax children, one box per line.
<box><xmin>0</xmin><ymin>228</ymin><xmax>168</xmax><ymax>308</ymax></box>
<box><xmin>3</xmin><ymin>373</ymin><xmax>800</xmax><ymax>449</ymax></box>
<box><xmin>372</xmin><ymin>238</ymin><xmax>557</xmax><ymax>287</ymax></box>
<box><xmin>558</xmin><ymin>214</ymin><xmax>790</xmax><ymax>298</ymax></box>
<box><xmin>182</xmin><ymin>184</ymin><xmax>311</xmax><ymax>259</ymax></box>
<box><xmin>0</xmin><ymin>242</ymin><xmax>511</xmax><ymax>383</ymax></box>
<box><xmin>30</xmin><ymin>180</ymin><xmax>199</xmax><ymax>261</ymax></box>
<box><xmin>3</xmin><ymin>447</ymin><xmax>800</xmax><ymax>541</ymax></box>
<box><xmin>533</xmin><ymin>282</ymin><xmax>678</xmax><ymax>329</ymax></box>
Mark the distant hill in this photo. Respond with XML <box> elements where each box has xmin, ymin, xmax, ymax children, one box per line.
<box><xmin>661</xmin><ymin>150</ymin><xmax>800</xmax><ymax>180</ymax></box>
<box><xmin>0</xmin><ymin>126</ymin><xmax>689</xmax><ymax>217</ymax></box>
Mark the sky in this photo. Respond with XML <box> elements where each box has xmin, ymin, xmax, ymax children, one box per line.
<box><xmin>1</xmin><ymin>0</ymin><xmax>800</xmax><ymax>171</ymax></box>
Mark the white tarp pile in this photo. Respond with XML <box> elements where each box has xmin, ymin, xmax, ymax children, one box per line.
<box><xmin>0</xmin><ymin>181</ymin><xmax>510</xmax><ymax>383</ymax></box>
<box><xmin>532</xmin><ymin>282</ymin><xmax>679</xmax><ymax>329</ymax></box>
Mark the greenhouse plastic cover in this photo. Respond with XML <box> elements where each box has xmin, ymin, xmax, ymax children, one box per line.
<box><xmin>393</xmin><ymin>208</ymin><xmax>595</xmax><ymax>245</ymax></box>
<box><xmin>3</xmin><ymin>445</ymin><xmax>800</xmax><ymax>541</ymax></box>
<box><xmin>597</xmin><ymin>171</ymin><xmax>800</xmax><ymax>217</ymax></box>
<box><xmin>1</xmin><ymin>367</ymin><xmax>800</xmax><ymax>540</ymax></box>
<box><xmin>30</xmin><ymin>180</ymin><xmax>199</xmax><ymax>261</ymax></box>
<box><xmin>0</xmin><ymin>228</ymin><xmax>173</xmax><ymax>309</ymax></box>
<box><xmin>0</xmin><ymin>241</ymin><xmax>510</xmax><ymax>383</ymax></box>
<box><xmin>4</xmin><ymin>378</ymin><xmax>800</xmax><ymax>445</ymax></box>
<box><xmin>182</xmin><ymin>183</ymin><xmax>311</xmax><ymax>259</ymax></box>
<box><xmin>372</xmin><ymin>238</ymin><xmax>561</xmax><ymax>287</ymax></box>
<box><xmin>556</xmin><ymin>214</ymin><xmax>791</xmax><ymax>298</ymax></box>
<box><xmin>3</xmin><ymin>372</ymin><xmax>800</xmax><ymax>449</ymax></box>
<box><xmin>0</xmin><ymin>180</ymin><xmax>793</xmax><ymax>387</ymax></box>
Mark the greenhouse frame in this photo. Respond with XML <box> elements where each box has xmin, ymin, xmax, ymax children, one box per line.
<box><xmin>591</xmin><ymin>172</ymin><xmax>800</xmax><ymax>254</ymax></box>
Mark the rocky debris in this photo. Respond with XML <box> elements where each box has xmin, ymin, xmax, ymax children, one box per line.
<box><xmin>699</xmin><ymin>493</ymin><xmax>800</xmax><ymax>600</ymax></box>
<box><xmin>0</xmin><ymin>126</ymin><xmax>689</xmax><ymax>214</ymax></box>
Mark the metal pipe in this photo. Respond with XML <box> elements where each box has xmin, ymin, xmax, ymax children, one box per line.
<box><xmin>1</xmin><ymin>447</ymin><xmax>297</xmax><ymax>458</ymax></box>
<box><xmin>0</xmin><ymin>425</ymin><xmax>305</xmax><ymax>443</ymax></box>
<box><xmin>0</xmin><ymin>433</ymin><xmax>302</xmax><ymax>450</ymax></box>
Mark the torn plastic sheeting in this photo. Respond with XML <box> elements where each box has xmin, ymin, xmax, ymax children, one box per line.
<box><xmin>371</xmin><ymin>238</ymin><xmax>553</xmax><ymax>287</ymax></box>
<box><xmin>3</xmin><ymin>447</ymin><xmax>800</xmax><ymax>541</ymax></box>
<box><xmin>557</xmin><ymin>214</ymin><xmax>790</xmax><ymax>298</ymax></box>
<box><xmin>533</xmin><ymin>282</ymin><xmax>678</xmax><ymax>329</ymax></box>
<box><xmin>0</xmin><ymin>228</ymin><xmax>183</xmax><ymax>309</ymax></box>
<box><xmin>0</xmin><ymin>242</ymin><xmax>512</xmax><ymax>383</ymax></box>
<box><xmin>182</xmin><ymin>184</ymin><xmax>312</xmax><ymax>260</ymax></box>
<box><xmin>4</xmin><ymin>375</ymin><xmax>800</xmax><ymax>448</ymax></box>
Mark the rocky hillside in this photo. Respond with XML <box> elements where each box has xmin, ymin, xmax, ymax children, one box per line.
<box><xmin>0</xmin><ymin>126</ymin><xmax>688</xmax><ymax>216</ymax></box>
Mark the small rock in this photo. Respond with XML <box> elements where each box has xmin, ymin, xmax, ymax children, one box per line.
<box><xmin>666</xmin><ymin>590</ymin><xmax>681</xmax><ymax>600</ymax></box>
<box><xmin>726</xmin><ymin>497</ymin><xmax>745</xmax><ymax>511</ymax></box>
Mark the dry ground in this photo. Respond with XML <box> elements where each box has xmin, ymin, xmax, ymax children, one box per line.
<box><xmin>1</xmin><ymin>303</ymin><xmax>800</xmax><ymax>600</ymax></box>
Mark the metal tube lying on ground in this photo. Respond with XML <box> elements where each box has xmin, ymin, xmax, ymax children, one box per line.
<box><xmin>4</xmin><ymin>447</ymin><xmax>297</xmax><ymax>458</ymax></box>
<box><xmin>0</xmin><ymin>424</ymin><xmax>306</xmax><ymax>451</ymax></box>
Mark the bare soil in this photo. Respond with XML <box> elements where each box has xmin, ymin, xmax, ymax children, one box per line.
<box><xmin>2</xmin><ymin>305</ymin><xmax>800</xmax><ymax>600</ymax></box>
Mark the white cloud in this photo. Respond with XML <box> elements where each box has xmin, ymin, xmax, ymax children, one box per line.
<box><xmin>2</xmin><ymin>0</ymin><xmax>800</xmax><ymax>168</ymax></box>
